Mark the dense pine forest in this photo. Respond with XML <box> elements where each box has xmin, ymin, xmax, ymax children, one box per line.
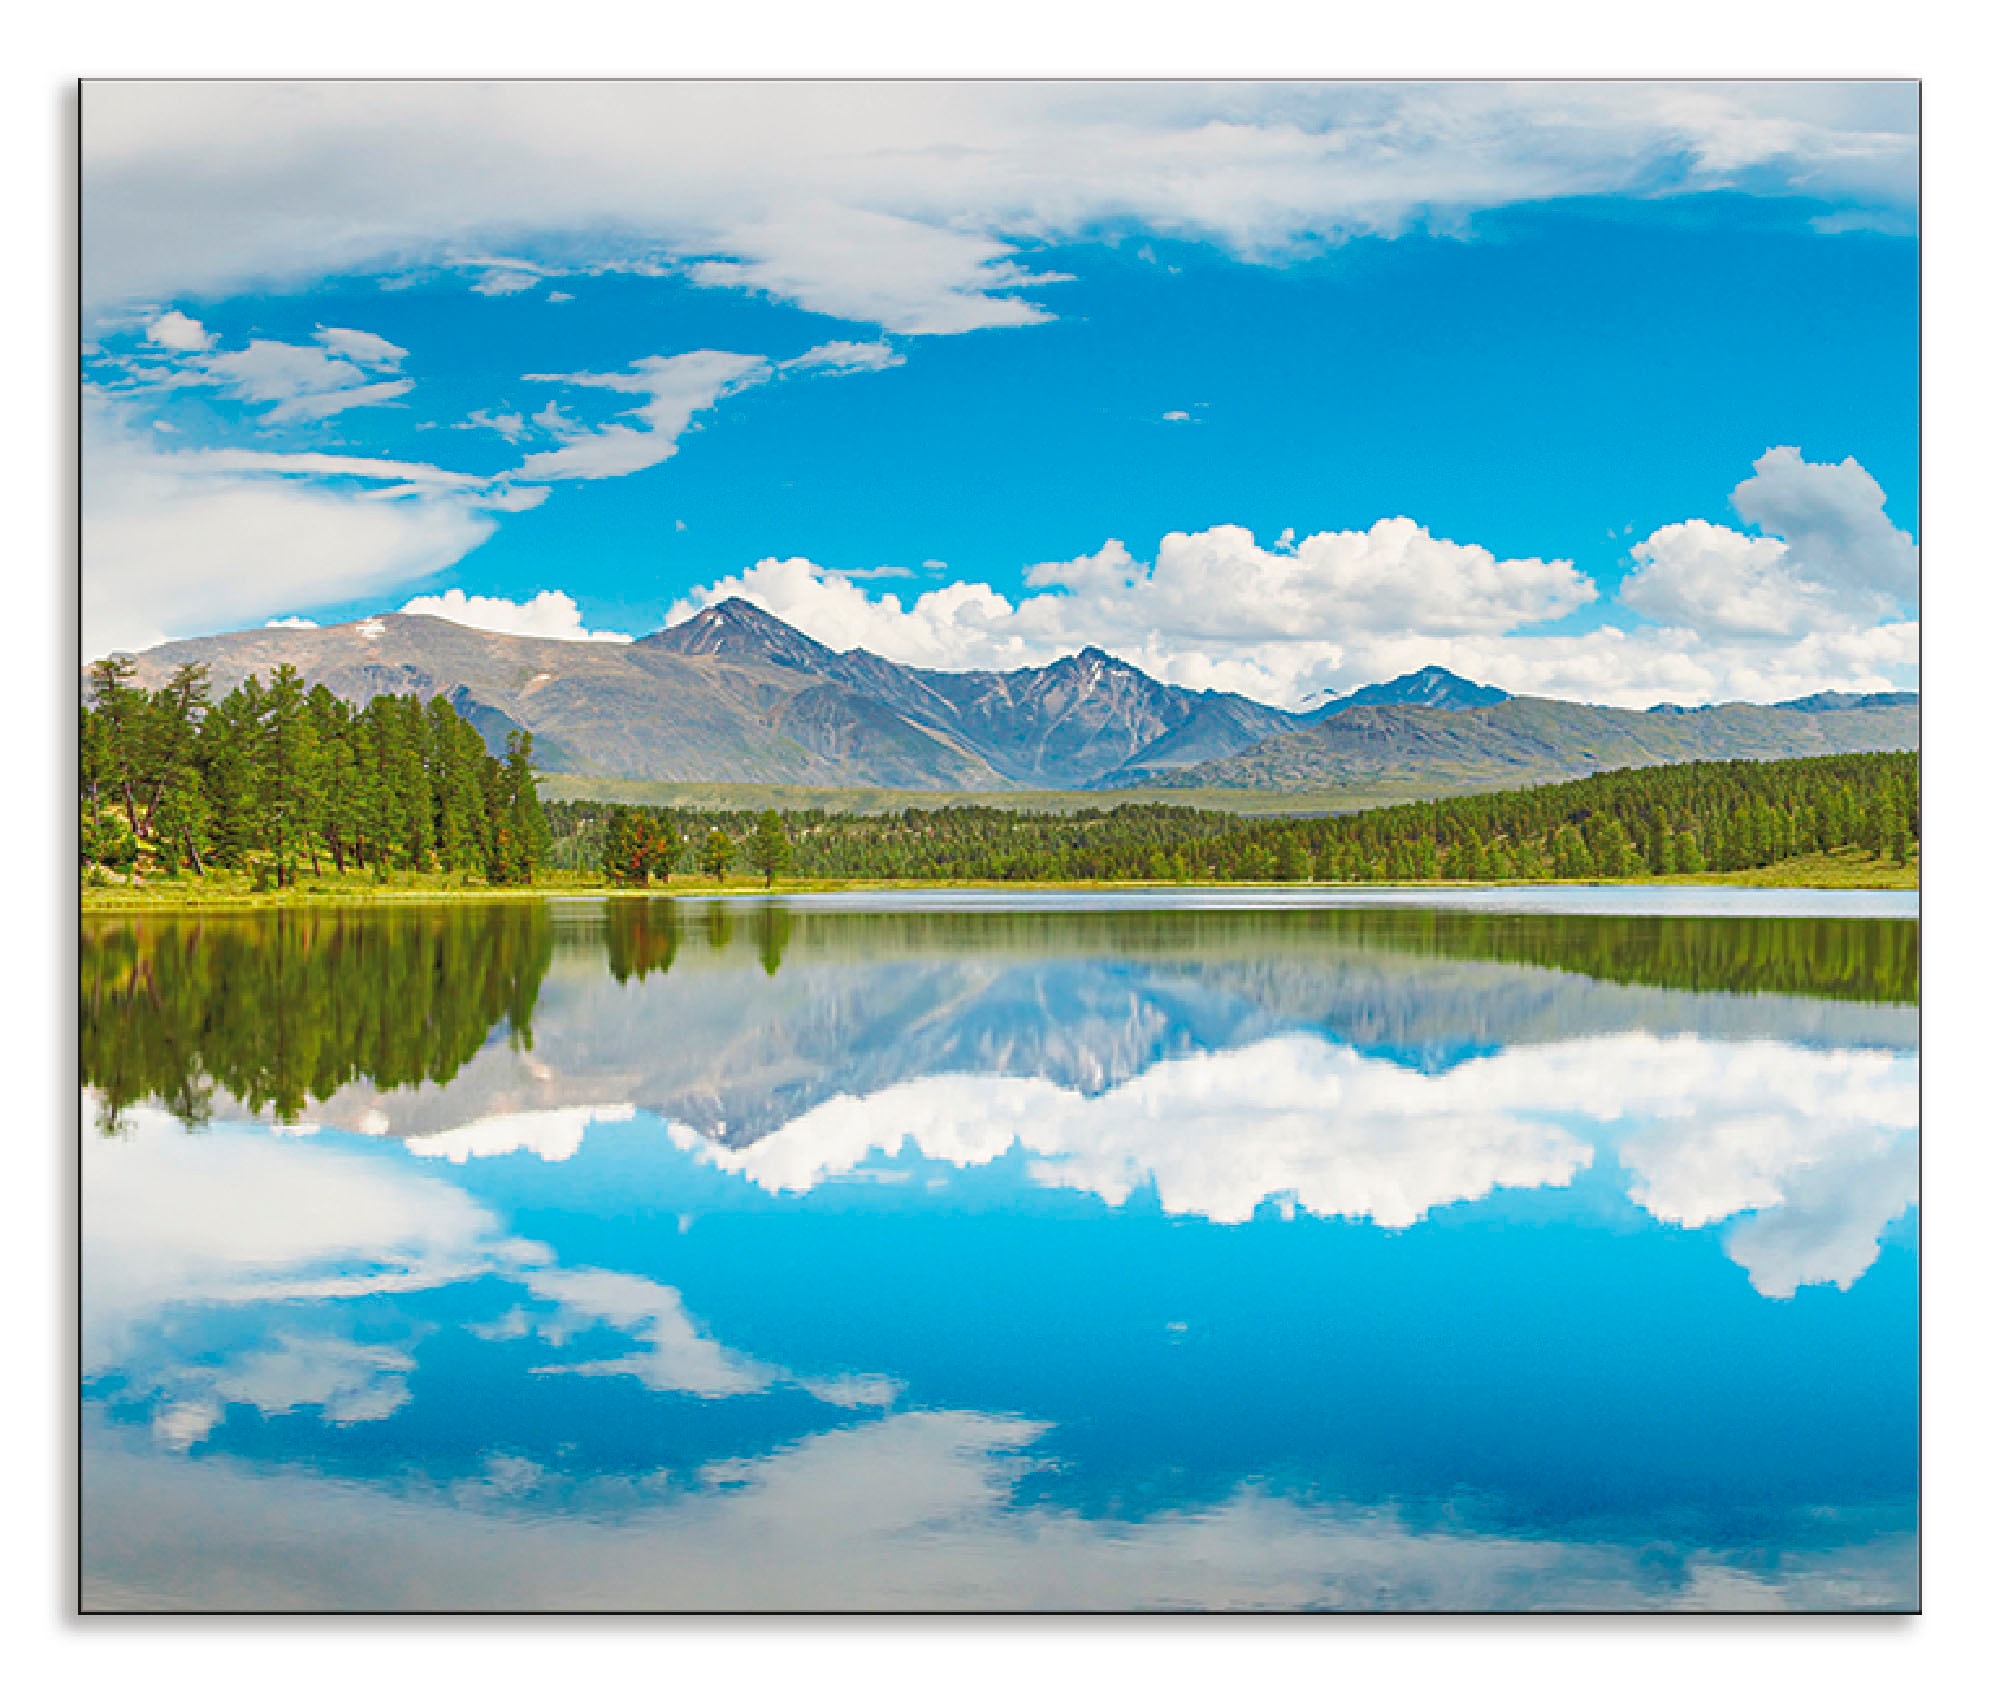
<box><xmin>549</xmin><ymin>751</ymin><xmax>1919</xmax><ymax>886</ymax></box>
<box><xmin>81</xmin><ymin>659</ymin><xmax>551</xmax><ymax>887</ymax></box>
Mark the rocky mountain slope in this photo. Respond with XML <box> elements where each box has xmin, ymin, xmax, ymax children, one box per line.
<box><xmin>105</xmin><ymin>600</ymin><xmax>1917</xmax><ymax>793</ymax></box>
<box><xmin>108</xmin><ymin>600</ymin><xmax>1295</xmax><ymax>788</ymax></box>
<box><xmin>1132</xmin><ymin>693</ymin><xmax>1920</xmax><ymax>793</ymax></box>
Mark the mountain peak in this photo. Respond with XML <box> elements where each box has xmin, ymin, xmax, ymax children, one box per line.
<box><xmin>1307</xmin><ymin>666</ymin><xmax>1510</xmax><ymax>720</ymax></box>
<box><xmin>641</xmin><ymin>598</ymin><xmax>837</xmax><ymax>671</ymax></box>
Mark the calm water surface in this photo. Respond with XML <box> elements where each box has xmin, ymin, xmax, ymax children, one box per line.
<box><xmin>80</xmin><ymin>893</ymin><xmax>1919</xmax><ymax>1611</ymax></box>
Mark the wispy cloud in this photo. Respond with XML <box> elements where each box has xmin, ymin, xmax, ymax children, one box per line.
<box><xmin>82</xmin><ymin>83</ymin><xmax>1917</xmax><ymax>333</ymax></box>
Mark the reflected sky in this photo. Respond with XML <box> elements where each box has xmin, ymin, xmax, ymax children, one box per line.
<box><xmin>80</xmin><ymin>899</ymin><xmax>1918</xmax><ymax>1611</ymax></box>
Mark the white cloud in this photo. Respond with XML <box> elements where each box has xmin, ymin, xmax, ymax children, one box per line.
<box><xmin>472</xmin><ymin>268</ymin><xmax>542</xmax><ymax>296</ymax></box>
<box><xmin>517</xmin><ymin>350</ymin><xmax>771</xmax><ymax>480</ymax></box>
<box><xmin>1621</xmin><ymin>448</ymin><xmax>1918</xmax><ymax>639</ymax></box>
<box><xmin>396</xmin><ymin>587</ymin><xmax>628</xmax><ymax>642</ymax></box>
<box><xmin>201</xmin><ymin>335</ymin><xmax>415</xmax><ymax>422</ymax></box>
<box><xmin>403</xmin><ymin>1106</ymin><xmax>638</xmax><ymax>1162</ymax></box>
<box><xmin>263</xmin><ymin>615</ymin><xmax>317</xmax><ymax>630</ymax></box>
<box><xmin>83</xmin><ymin>395</ymin><xmax>502</xmax><ymax>656</ymax></box>
<box><xmin>662</xmin><ymin>1032</ymin><xmax>1915</xmax><ymax>1298</ymax></box>
<box><xmin>689</xmin><ymin>204</ymin><xmax>1068</xmax><ymax>334</ymax></box>
<box><xmin>780</xmin><ymin>339</ymin><xmax>904</xmax><ymax>376</ymax></box>
<box><xmin>519</xmin><ymin>1266</ymin><xmax>773</xmax><ymax>1398</ymax></box>
<box><xmin>668</xmin><ymin>518</ymin><xmax>1598</xmax><ymax>703</ymax></box>
<box><xmin>1729</xmin><ymin>446</ymin><xmax>1918</xmax><ymax>604</ymax></box>
<box><xmin>145</xmin><ymin>309</ymin><xmax>214</xmax><ymax>351</ymax></box>
<box><xmin>82</xmin><ymin>1404</ymin><xmax>1915</xmax><ymax>1611</ymax></box>
<box><xmin>150</xmin><ymin>1334</ymin><xmax>418</xmax><ymax>1452</ymax></box>
<box><xmin>456</xmin><ymin>407</ymin><xmax>528</xmax><ymax>442</ymax></box>
<box><xmin>80</xmin><ymin>1102</ymin><xmax>539</xmax><ymax>1376</ymax></box>
<box><xmin>1621</xmin><ymin>521</ymin><xmax>1817</xmax><ymax>637</ymax></box>
<box><xmin>1162</xmin><ymin>409</ymin><xmax>1192</xmax><ymax>422</ymax></box>
<box><xmin>666</xmin><ymin>1035</ymin><xmax>1596</xmax><ymax>1229</ymax></box>
<box><xmin>80</xmin><ymin>83</ymin><xmax>1917</xmax><ymax>334</ymax></box>
<box><xmin>1612</xmin><ymin>1041</ymin><xmax>1918</xmax><ymax>1298</ymax></box>
<box><xmin>660</xmin><ymin>444</ymin><xmax>1915</xmax><ymax>707</ymax></box>
<box><xmin>314</xmin><ymin>325</ymin><xmax>406</xmax><ymax>367</ymax></box>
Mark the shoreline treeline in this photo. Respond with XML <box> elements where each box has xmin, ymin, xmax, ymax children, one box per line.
<box><xmin>81</xmin><ymin>660</ymin><xmax>552</xmax><ymax>888</ymax></box>
<box><xmin>549</xmin><ymin>751</ymin><xmax>1918</xmax><ymax>886</ymax></box>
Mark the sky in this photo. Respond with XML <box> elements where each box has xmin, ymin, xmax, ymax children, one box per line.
<box><xmin>80</xmin><ymin>80</ymin><xmax>1920</xmax><ymax>708</ymax></box>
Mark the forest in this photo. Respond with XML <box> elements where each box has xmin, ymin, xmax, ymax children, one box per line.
<box><xmin>548</xmin><ymin>750</ymin><xmax>1919</xmax><ymax>887</ymax></box>
<box><xmin>81</xmin><ymin>659</ymin><xmax>551</xmax><ymax>887</ymax></box>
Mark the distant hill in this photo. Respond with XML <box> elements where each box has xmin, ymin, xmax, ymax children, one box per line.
<box><xmin>1130</xmin><ymin>695</ymin><xmax>1919</xmax><ymax>793</ymax></box>
<box><xmin>101</xmin><ymin>600</ymin><xmax>1917</xmax><ymax>793</ymax></box>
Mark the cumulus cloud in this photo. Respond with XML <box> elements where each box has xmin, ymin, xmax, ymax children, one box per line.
<box><xmin>657</xmin><ymin>444</ymin><xmax>1915</xmax><ymax>707</ymax></box>
<box><xmin>396</xmin><ymin>588</ymin><xmax>633</xmax><ymax>644</ymax></box>
<box><xmin>81</xmin><ymin>83</ymin><xmax>1917</xmax><ymax>334</ymax></box>
<box><xmin>1621</xmin><ymin>447</ymin><xmax>1917</xmax><ymax>639</ymax></box>
<box><xmin>402</xmin><ymin>1105</ymin><xmax>639</xmax><ymax>1162</ymax></box>
<box><xmin>263</xmin><ymin>615</ymin><xmax>318</xmax><ymax>630</ymax></box>
<box><xmin>670</xmin><ymin>1039</ymin><xmax>1594</xmax><ymax>1229</ymax></box>
<box><xmin>667</xmin><ymin>520</ymin><xmax>1597</xmax><ymax>699</ymax></box>
<box><xmin>145</xmin><ymin>309</ymin><xmax>214</xmax><ymax>351</ymax></box>
<box><xmin>660</xmin><ymin>1032</ymin><xmax>1915</xmax><ymax>1298</ymax></box>
<box><xmin>83</xmin><ymin>395</ymin><xmax>503</xmax><ymax>656</ymax></box>
<box><xmin>1612</xmin><ymin>1040</ymin><xmax>1919</xmax><ymax>1298</ymax></box>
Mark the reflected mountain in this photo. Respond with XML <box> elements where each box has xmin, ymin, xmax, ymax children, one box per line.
<box><xmin>82</xmin><ymin>901</ymin><xmax>1916</xmax><ymax>1148</ymax></box>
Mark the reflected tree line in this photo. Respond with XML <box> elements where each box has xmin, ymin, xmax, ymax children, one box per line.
<box><xmin>81</xmin><ymin>905</ymin><xmax>555</xmax><ymax>1133</ymax></box>
<box><xmin>81</xmin><ymin>901</ymin><xmax>1914</xmax><ymax>1132</ymax></box>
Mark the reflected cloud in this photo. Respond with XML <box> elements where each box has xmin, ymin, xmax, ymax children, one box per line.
<box><xmin>151</xmin><ymin>1334</ymin><xmax>418</xmax><ymax>1453</ymax></box>
<box><xmin>82</xmin><ymin>1404</ymin><xmax>1916</xmax><ymax>1613</ymax></box>
<box><xmin>518</xmin><ymin>1267</ymin><xmax>773</xmax><ymax>1398</ymax></box>
<box><xmin>670</xmin><ymin>1038</ymin><xmax>1595</xmax><ymax>1228</ymax></box>
<box><xmin>82</xmin><ymin>1099</ymin><xmax>538</xmax><ymax>1375</ymax></box>
<box><xmin>405</xmin><ymin>1105</ymin><xmax>638</xmax><ymax>1164</ymax></box>
<box><xmin>83</xmin><ymin>1097</ymin><xmax>902</xmax><ymax>1435</ymax></box>
<box><xmin>661</xmin><ymin>1032</ymin><xmax>1916</xmax><ymax>1295</ymax></box>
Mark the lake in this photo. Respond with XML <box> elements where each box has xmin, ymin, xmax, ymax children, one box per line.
<box><xmin>79</xmin><ymin>891</ymin><xmax>1919</xmax><ymax>1612</ymax></box>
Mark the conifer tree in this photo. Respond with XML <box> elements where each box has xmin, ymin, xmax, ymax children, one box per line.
<box><xmin>749</xmin><ymin>810</ymin><xmax>791</xmax><ymax>888</ymax></box>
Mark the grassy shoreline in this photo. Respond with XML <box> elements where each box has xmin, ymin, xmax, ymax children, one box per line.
<box><xmin>79</xmin><ymin>848</ymin><xmax>1917</xmax><ymax>912</ymax></box>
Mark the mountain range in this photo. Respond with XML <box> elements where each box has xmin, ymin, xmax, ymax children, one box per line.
<box><xmin>106</xmin><ymin>599</ymin><xmax>1918</xmax><ymax>795</ymax></box>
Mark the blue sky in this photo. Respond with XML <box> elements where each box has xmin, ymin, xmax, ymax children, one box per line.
<box><xmin>81</xmin><ymin>82</ymin><xmax>1919</xmax><ymax>706</ymax></box>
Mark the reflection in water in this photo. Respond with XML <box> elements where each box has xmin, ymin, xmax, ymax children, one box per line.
<box><xmin>81</xmin><ymin>905</ymin><xmax>554</xmax><ymax>1132</ymax></box>
<box><xmin>80</xmin><ymin>897</ymin><xmax>1918</xmax><ymax>1611</ymax></box>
